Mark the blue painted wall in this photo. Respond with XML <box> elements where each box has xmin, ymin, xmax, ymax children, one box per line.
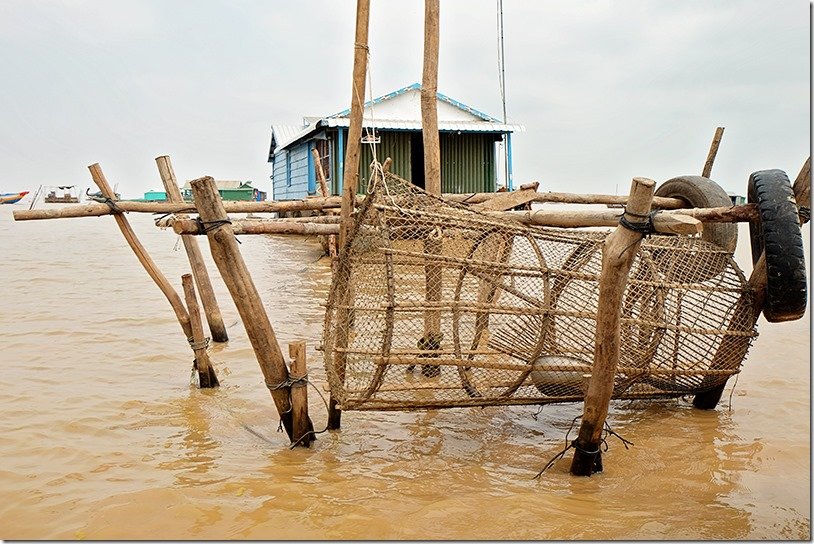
<box><xmin>272</xmin><ymin>143</ymin><xmax>311</xmax><ymax>200</ymax></box>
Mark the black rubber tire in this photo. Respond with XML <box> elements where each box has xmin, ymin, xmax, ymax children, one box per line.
<box><xmin>654</xmin><ymin>175</ymin><xmax>738</xmax><ymax>252</ymax></box>
<box><xmin>747</xmin><ymin>169</ymin><xmax>807</xmax><ymax>322</ymax></box>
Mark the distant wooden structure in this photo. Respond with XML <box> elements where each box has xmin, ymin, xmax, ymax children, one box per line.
<box><xmin>44</xmin><ymin>185</ymin><xmax>79</xmax><ymax>203</ymax></box>
<box><xmin>269</xmin><ymin>83</ymin><xmax>525</xmax><ymax>200</ymax></box>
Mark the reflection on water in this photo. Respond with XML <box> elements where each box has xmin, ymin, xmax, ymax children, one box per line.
<box><xmin>0</xmin><ymin>205</ymin><xmax>809</xmax><ymax>539</ymax></box>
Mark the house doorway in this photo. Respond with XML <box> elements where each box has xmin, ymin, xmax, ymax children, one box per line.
<box><xmin>410</xmin><ymin>132</ymin><xmax>425</xmax><ymax>189</ymax></box>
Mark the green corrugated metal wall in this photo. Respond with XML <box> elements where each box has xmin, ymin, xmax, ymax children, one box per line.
<box><xmin>440</xmin><ymin>132</ymin><xmax>498</xmax><ymax>194</ymax></box>
<box><xmin>357</xmin><ymin>131</ymin><xmax>412</xmax><ymax>194</ymax></box>
<box><xmin>333</xmin><ymin>129</ymin><xmax>500</xmax><ymax>195</ymax></box>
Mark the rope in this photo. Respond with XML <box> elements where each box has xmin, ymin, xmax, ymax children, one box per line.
<box><xmin>266</xmin><ymin>374</ymin><xmax>309</xmax><ymax>390</ymax></box>
<box><xmin>194</xmin><ymin>217</ymin><xmax>241</xmax><ymax>244</ymax></box>
<box><xmin>91</xmin><ymin>195</ymin><xmax>126</xmax><ymax>214</ymax></box>
<box><xmin>533</xmin><ymin>416</ymin><xmax>634</xmax><ymax>478</ymax></box>
<box><xmin>188</xmin><ymin>337</ymin><xmax>211</xmax><ymax>351</ymax></box>
<box><xmin>618</xmin><ymin>207</ymin><xmax>660</xmax><ymax>236</ymax></box>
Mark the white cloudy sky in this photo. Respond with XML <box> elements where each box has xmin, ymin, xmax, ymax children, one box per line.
<box><xmin>0</xmin><ymin>0</ymin><xmax>808</xmax><ymax>198</ymax></box>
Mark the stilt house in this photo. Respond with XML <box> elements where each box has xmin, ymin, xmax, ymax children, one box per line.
<box><xmin>268</xmin><ymin>83</ymin><xmax>524</xmax><ymax>200</ymax></box>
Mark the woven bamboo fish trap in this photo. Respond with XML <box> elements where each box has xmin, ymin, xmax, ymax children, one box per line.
<box><xmin>323</xmin><ymin>171</ymin><xmax>758</xmax><ymax>411</ymax></box>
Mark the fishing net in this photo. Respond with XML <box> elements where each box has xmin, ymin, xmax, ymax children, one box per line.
<box><xmin>322</xmin><ymin>171</ymin><xmax>758</xmax><ymax>411</ymax></box>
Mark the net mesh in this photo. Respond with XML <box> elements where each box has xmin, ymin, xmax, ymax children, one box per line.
<box><xmin>323</xmin><ymin>171</ymin><xmax>757</xmax><ymax>411</ymax></box>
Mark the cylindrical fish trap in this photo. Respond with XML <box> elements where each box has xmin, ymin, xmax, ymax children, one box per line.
<box><xmin>323</xmin><ymin>172</ymin><xmax>758</xmax><ymax>411</ymax></box>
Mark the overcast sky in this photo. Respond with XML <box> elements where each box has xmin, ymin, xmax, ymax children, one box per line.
<box><xmin>0</xmin><ymin>0</ymin><xmax>808</xmax><ymax>198</ymax></box>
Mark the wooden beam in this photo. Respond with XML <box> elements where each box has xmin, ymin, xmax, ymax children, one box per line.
<box><xmin>172</xmin><ymin>219</ymin><xmax>340</xmax><ymax>236</ymax></box>
<box><xmin>157</xmin><ymin>155</ymin><xmax>228</xmax><ymax>343</ymax></box>
<box><xmin>491</xmin><ymin>209</ymin><xmax>702</xmax><ymax>235</ymax></box>
<box><xmin>190</xmin><ymin>175</ymin><xmax>307</xmax><ymax>441</ymax></box>
<box><xmin>13</xmin><ymin>196</ymin><xmax>345</xmax><ymax>221</ymax></box>
<box><xmin>87</xmin><ymin>163</ymin><xmax>193</xmax><ymax>339</ymax></box>
<box><xmin>570</xmin><ymin>177</ymin><xmax>656</xmax><ymax>476</ymax></box>
<box><xmin>702</xmin><ymin>126</ymin><xmax>725</xmax><ymax>178</ymax></box>
<box><xmin>472</xmin><ymin>184</ymin><xmax>540</xmax><ymax>212</ymax></box>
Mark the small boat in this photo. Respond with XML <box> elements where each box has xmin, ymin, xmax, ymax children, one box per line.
<box><xmin>1</xmin><ymin>191</ymin><xmax>29</xmax><ymax>204</ymax></box>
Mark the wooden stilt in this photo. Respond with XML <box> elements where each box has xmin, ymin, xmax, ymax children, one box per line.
<box><xmin>330</xmin><ymin>0</ymin><xmax>371</xmax><ymax>430</ymax></box>
<box><xmin>181</xmin><ymin>274</ymin><xmax>219</xmax><ymax>388</ymax></box>
<box><xmin>312</xmin><ymin>147</ymin><xmax>339</xmax><ymax>271</ymax></box>
<box><xmin>87</xmin><ymin>163</ymin><xmax>193</xmax><ymax>340</ymax></box>
<box><xmin>702</xmin><ymin>127</ymin><xmax>725</xmax><ymax>178</ymax></box>
<box><xmin>190</xmin><ymin>175</ymin><xmax>307</xmax><ymax>441</ymax></box>
<box><xmin>288</xmin><ymin>341</ymin><xmax>314</xmax><ymax>447</ymax></box>
<box><xmin>156</xmin><ymin>156</ymin><xmax>228</xmax><ymax>343</ymax></box>
<box><xmin>570</xmin><ymin>177</ymin><xmax>656</xmax><ymax>476</ymax></box>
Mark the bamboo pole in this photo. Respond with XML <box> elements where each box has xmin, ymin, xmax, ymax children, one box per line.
<box><xmin>181</xmin><ymin>274</ymin><xmax>220</xmax><ymax>388</ymax></box>
<box><xmin>173</xmin><ymin>219</ymin><xmax>340</xmax><ymax>236</ymax></box>
<box><xmin>289</xmin><ymin>341</ymin><xmax>314</xmax><ymax>448</ymax></box>
<box><xmin>87</xmin><ymin>163</ymin><xmax>193</xmax><ymax>339</ymax></box>
<box><xmin>330</xmin><ymin>0</ymin><xmax>371</xmax><ymax>431</ymax></box>
<box><xmin>570</xmin><ymin>177</ymin><xmax>656</xmax><ymax>476</ymax></box>
<box><xmin>190</xmin><ymin>175</ymin><xmax>307</xmax><ymax>441</ymax></box>
<box><xmin>157</xmin><ymin>156</ymin><xmax>228</xmax><ymax>343</ymax></box>
<box><xmin>702</xmin><ymin>127</ymin><xmax>725</xmax><ymax>178</ymax></box>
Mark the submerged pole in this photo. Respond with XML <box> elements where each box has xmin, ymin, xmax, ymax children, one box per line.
<box><xmin>87</xmin><ymin>163</ymin><xmax>193</xmax><ymax>340</ymax></box>
<box><xmin>181</xmin><ymin>274</ymin><xmax>220</xmax><ymax>388</ymax></box>
<box><xmin>289</xmin><ymin>341</ymin><xmax>314</xmax><ymax>448</ymax></box>
<box><xmin>570</xmin><ymin>177</ymin><xmax>656</xmax><ymax>476</ymax></box>
<box><xmin>190</xmin><ymin>175</ymin><xmax>307</xmax><ymax>441</ymax></box>
<box><xmin>156</xmin><ymin>155</ymin><xmax>228</xmax><ymax>343</ymax></box>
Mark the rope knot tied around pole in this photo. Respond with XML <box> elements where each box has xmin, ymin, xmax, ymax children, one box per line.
<box><xmin>194</xmin><ymin>217</ymin><xmax>241</xmax><ymax>244</ymax></box>
<box><xmin>188</xmin><ymin>337</ymin><xmax>211</xmax><ymax>351</ymax></box>
<box><xmin>619</xmin><ymin>207</ymin><xmax>661</xmax><ymax>236</ymax></box>
<box><xmin>266</xmin><ymin>374</ymin><xmax>309</xmax><ymax>391</ymax></box>
<box><xmin>90</xmin><ymin>195</ymin><xmax>126</xmax><ymax>214</ymax></box>
<box><xmin>798</xmin><ymin>205</ymin><xmax>810</xmax><ymax>224</ymax></box>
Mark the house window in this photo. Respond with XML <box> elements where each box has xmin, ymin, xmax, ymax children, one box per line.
<box><xmin>316</xmin><ymin>139</ymin><xmax>332</xmax><ymax>190</ymax></box>
<box><xmin>286</xmin><ymin>152</ymin><xmax>292</xmax><ymax>187</ymax></box>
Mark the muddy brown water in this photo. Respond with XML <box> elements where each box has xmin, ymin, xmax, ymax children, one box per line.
<box><xmin>0</xmin><ymin>204</ymin><xmax>809</xmax><ymax>540</ymax></box>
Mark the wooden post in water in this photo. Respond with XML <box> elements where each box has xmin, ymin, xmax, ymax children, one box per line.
<box><xmin>702</xmin><ymin>127</ymin><xmax>725</xmax><ymax>178</ymax></box>
<box><xmin>156</xmin><ymin>156</ymin><xmax>228</xmax><ymax>343</ymax></box>
<box><xmin>288</xmin><ymin>341</ymin><xmax>314</xmax><ymax>448</ymax></box>
<box><xmin>570</xmin><ymin>177</ymin><xmax>656</xmax><ymax>476</ymax></box>
<box><xmin>190</xmin><ymin>175</ymin><xmax>306</xmax><ymax>441</ymax></box>
<box><xmin>181</xmin><ymin>274</ymin><xmax>220</xmax><ymax>388</ymax></box>
<box><xmin>87</xmin><ymin>163</ymin><xmax>193</xmax><ymax>340</ymax></box>
<box><xmin>329</xmin><ymin>0</ymin><xmax>371</xmax><ymax>431</ymax></box>
<box><xmin>419</xmin><ymin>0</ymin><xmax>443</xmax><ymax>377</ymax></box>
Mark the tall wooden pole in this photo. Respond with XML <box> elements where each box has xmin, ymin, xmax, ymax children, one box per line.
<box><xmin>419</xmin><ymin>0</ymin><xmax>443</xmax><ymax>377</ymax></box>
<box><xmin>156</xmin><ymin>156</ymin><xmax>229</xmax><ymax>343</ymax></box>
<box><xmin>421</xmin><ymin>0</ymin><xmax>441</xmax><ymax>196</ymax></box>
<box><xmin>329</xmin><ymin>0</ymin><xmax>371</xmax><ymax>430</ymax></box>
<box><xmin>702</xmin><ymin>126</ymin><xmax>725</xmax><ymax>178</ymax></box>
<box><xmin>570</xmin><ymin>177</ymin><xmax>656</xmax><ymax>476</ymax></box>
<box><xmin>190</xmin><ymin>175</ymin><xmax>306</xmax><ymax>441</ymax></box>
<box><xmin>87</xmin><ymin>163</ymin><xmax>193</xmax><ymax>340</ymax></box>
<box><xmin>337</xmin><ymin>0</ymin><xmax>371</xmax><ymax>250</ymax></box>
<box><xmin>181</xmin><ymin>274</ymin><xmax>220</xmax><ymax>388</ymax></box>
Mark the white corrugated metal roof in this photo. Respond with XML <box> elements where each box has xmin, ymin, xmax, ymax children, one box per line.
<box><xmin>271</xmin><ymin>124</ymin><xmax>314</xmax><ymax>151</ymax></box>
<box><xmin>322</xmin><ymin>118</ymin><xmax>524</xmax><ymax>132</ymax></box>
